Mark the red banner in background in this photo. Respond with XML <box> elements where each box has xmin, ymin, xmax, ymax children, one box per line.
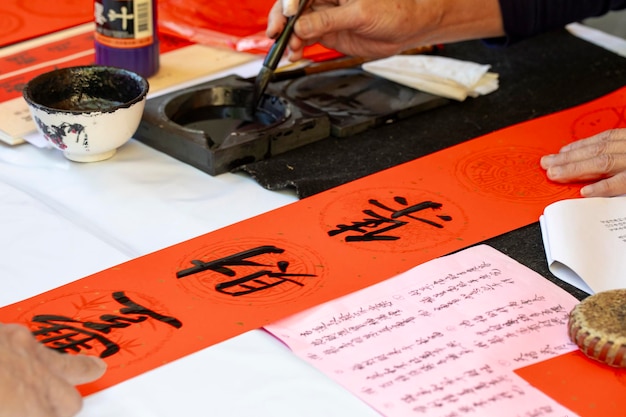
<box><xmin>162</xmin><ymin>0</ymin><xmax>276</xmax><ymax>38</ymax></box>
<box><xmin>0</xmin><ymin>0</ymin><xmax>92</xmax><ymax>47</ymax></box>
<box><xmin>0</xmin><ymin>30</ymin><xmax>189</xmax><ymax>103</ymax></box>
<box><xmin>158</xmin><ymin>0</ymin><xmax>342</xmax><ymax>61</ymax></box>
<box><xmin>0</xmin><ymin>0</ymin><xmax>340</xmax><ymax>65</ymax></box>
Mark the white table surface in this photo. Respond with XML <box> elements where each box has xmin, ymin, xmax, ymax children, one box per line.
<box><xmin>0</xmin><ymin>59</ymin><xmax>381</xmax><ymax>417</ymax></box>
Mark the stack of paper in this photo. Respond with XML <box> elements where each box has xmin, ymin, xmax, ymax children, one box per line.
<box><xmin>540</xmin><ymin>196</ymin><xmax>626</xmax><ymax>294</ymax></box>
<box><xmin>362</xmin><ymin>55</ymin><xmax>499</xmax><ymax>101</ymax></box>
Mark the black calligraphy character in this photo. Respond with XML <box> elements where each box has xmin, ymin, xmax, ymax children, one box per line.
<box><xmin>0</xmin><ymin>80</ymin><xmax>25</xmax><ymax>96</ymax></box>
<box><xmin>177</xmin><ymin>246</ymin><xmax>285</xmax><ymax>278</ymax></box>
<box><xmin>328</xmin><ymin>197</ymin><xmax>453</xmax><ymax>241</ymax></box>
<box><xmin>31</xmin><ymin>315</ymin><xmax>121</xmax><ymax>358</ymax></box>
<box><xmin>111</xmin><ymin>291</ymin><xmax>182</xmax><ymax>329</ymax></box>
<box><xmin>8</xmin><ymin>53</ymin><xmax>37</xmax><ymax>67</ymax></box>
<box><xmin>30</xmin><ymin>291</ymin><xmax>182</xmax><ymax>358</ymax></box>
<box><xmin>177</xmin><ymin>245</ymin><xmax>316</xmax><ymax>297</ymax></box>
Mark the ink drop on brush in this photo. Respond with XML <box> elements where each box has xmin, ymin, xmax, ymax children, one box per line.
<box><xmin>94</xmin><ymin>0</ymin><xmax>160</xmax><ymax>78</ymax></box>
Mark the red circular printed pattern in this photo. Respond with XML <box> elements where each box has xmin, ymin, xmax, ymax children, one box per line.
<box><xmin>175</xmin><ymin>238</ymin><xmax>326</xmax><ymax>306</ymax></box>
<box><xmin>0</xmin><ymin>11</ymin><xmax>23</xmax><ymax>38</ymax></box>
<box><xmin>455</xmin><ymin>146</ymin><xmax>576</xmax><ymax>203</ymax></box>
<box><xmin>16</xmin><ymin>290</ymin><xmax>179</xmax><ymax>369</ymax></box>
<box><xmin>320</xmin><ymin>187</ymin><xmax>468</xmax><ymax>253</ymax></box>
<box><xmin>570</xmin><ymin>107</ymin><xmax>626</xmax><ymax>140</ymax></box>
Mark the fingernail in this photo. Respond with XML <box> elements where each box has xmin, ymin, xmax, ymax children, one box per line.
<box><xmin>580</xmin><ymin>185</ymin><xmax>593</xmax><ymax>197</ymax></box>
<box><xmin>542</xmin><ymin>154</ymin><xmax>559</xmax><ymax>167</ymax></box>
<box><xmin>89</xmin><ymin>356</ymin><xmax>108</xmax><ymax>371</ymax></box>
<box><xmin>546</xmin><ymin>167</ymin><xmax>562</xmax><ymax>179</ymax></box>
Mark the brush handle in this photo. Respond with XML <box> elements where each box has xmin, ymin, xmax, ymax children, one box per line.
<box><xmin>263</xmin><ymin>0</ymin><xmax>311</xmax><ymax>70</ymax></box>
<box><xmin>272</xmin><ymin>45</ymin><xmax>437</xmax><ymax>82</ymax></box>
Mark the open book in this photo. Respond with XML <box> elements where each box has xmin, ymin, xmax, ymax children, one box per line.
<box><xmin>539</xmin><ymin>196</ymin><xmax>626</xmax><ymax>294</ymax></box>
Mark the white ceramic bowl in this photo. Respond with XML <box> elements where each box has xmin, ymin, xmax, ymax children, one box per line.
<box><xmin>23</xmin><ymin>65</ymin><xmax>149</xmax><ymax>162</ymax></box>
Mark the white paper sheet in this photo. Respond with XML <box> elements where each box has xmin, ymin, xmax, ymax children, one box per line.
<box><xmin>540</xmin><ymin>196</ymin><xmax>626</xmax><ymax>294</ymax></box>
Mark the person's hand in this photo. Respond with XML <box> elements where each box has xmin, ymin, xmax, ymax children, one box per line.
<box><xmin>0</xmin><ymin>323</ymin><xmax>107</xmax><ymax>417</ymax></box>
<box><xmin>541</xmin><ymin>128</ymin><xmax>626</xmax><ymax>197</ymax></box>
<box><xmin>266</xmin><ymin>0</ymin><xmax>504</xmax><ymax>61</ymax></box>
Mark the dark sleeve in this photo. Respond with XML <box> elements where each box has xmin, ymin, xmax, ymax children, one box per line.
<box><xmin>495</xmin><ymin>0</ymin><xmax>626</xmax><ymax>43</ymax></box>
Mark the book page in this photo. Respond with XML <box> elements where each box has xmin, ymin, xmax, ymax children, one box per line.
<box><xmin>540</xmin><ymin>196</ymin><xmax>626</xmax><ymax>294</ymax></box>
<box><xmin>265</xmin><ymin>245</ymin><xmax>578</xmax><ymax>417</ymax></box>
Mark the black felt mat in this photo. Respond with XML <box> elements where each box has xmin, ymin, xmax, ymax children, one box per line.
<box><xmin>239</xmin><ymin>29</ymin><xmax>626</xmax><ymax>198</ymax></box>
<box><xmin>237</xmin><ymin>28</ymin><xmax>626</xmax><ymax>299</ymax></box>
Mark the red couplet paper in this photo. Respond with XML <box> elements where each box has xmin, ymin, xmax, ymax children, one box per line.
<box><xmin>0</xmin><ymin>87</ymin><xmax>624</xmax><ymax>395</ymax></box>
<box><xmin>515</xmin><ymin>350</ymin><xmax>626</xmax><ymax>416</ymax></box>
<box><xmin>0</xmin><ymin>0</ymin><xmax>92</xmax><ymax>47</ymax></box>
<box><xmin>157</xmin><ymin>0</ymin><xmax>341</xmax><ymax>60</ymax></box>
<box><xmin>0</xmin><ymin>30</ymin><xmax>190</xmax><ymax>103</ymax></box>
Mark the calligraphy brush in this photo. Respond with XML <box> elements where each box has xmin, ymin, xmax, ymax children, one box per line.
<box><xmin>270</xmin><ymin>45</ymin><xmax>439</xmax><ymax>82</ymax></box>
<box><xmin>251</xmin><ymin>0</ymin><xmax>311</xmax><ymax>108</ymax></box>
<box><xmin>245</xmin><ymin>45</ymin><xmax>439</xmax><ymax>90</ymax></box>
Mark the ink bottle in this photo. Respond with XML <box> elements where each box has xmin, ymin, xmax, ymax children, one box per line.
<box><xmin>94</xmin><ymin>0</ymin><xmax>160</xmax><ymax>78</ymax></box>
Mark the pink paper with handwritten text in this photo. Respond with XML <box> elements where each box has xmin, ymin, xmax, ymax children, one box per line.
<box><xmin>265</xmin><ymin>245</ymin><xmax>579</xmax><ymax>417</ymax></box>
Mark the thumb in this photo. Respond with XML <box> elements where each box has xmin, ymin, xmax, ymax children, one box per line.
<box><xmin>37</xmin><ymin>344</ymin><xmax>107</xmax><ymax>386</ymax></box>
<box><xmin>295</xmin><ymin>7</ymin><xmax>358</xmax><ymax>39</ymax></box>
<box><xmin>60</xmin><ymin>355</ymin><xmax>108</xmax><ymax>386</ymax></box>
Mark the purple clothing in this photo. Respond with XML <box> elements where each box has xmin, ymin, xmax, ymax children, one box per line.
<box><xmin>497</xmin><ymin>0</ymin><xmax>626</xmax><ymax>42</ymax></box>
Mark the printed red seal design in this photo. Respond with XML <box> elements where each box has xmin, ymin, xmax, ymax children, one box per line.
<box><xmin>16</xmin><ymin>290</ymin><xmax>180</xmax><ymax>369</ymax></box>
<box><xmin>174</xmin><ymin>238</ymin><xmax>326</xmax><ymax>306</ymax></box>
<box><xmin>320</xmin><ymin>187</ymin><xmax>468</xmax><ymax>253</ymax></box>
<box><xmin>455</xmin><ymin>146</ymin><xmax>575</xmax><ymax>202</ymax></box>
<box><xmin>0</xmin><ymin>11</ymin><xmax>23</xmax><ymax>39</ymax></box>
<box><xmin>570</xmin><ymin>107</ymin><xmax>626</xmax><ymax>140</ymax></box>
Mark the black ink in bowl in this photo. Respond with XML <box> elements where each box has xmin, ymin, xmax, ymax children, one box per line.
<box><xmin>23</xmin><ymin>65</ymin><xmax>149</xmax><ymax>114</ymax></box>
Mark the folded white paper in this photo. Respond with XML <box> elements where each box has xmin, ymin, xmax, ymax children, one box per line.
<box><xmin>539</xmin><ymin>196</ymin><xmax>626</xmax><ymax>294</ymax></box>
<box><xmin>362</xmin><ymin>55</ymin><xmax>499</xmax><ymax>101</ymax></box>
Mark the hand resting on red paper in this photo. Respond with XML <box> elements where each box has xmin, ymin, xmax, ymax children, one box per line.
<box><xmin>541</xmin><ymin>128</ymin><xmax>626</xmax><ymax>197</ymax></box>
<box><xmin>0</xmin><ymin>324</ymin><xmax>106</xmax><ymax>417</ymax></box>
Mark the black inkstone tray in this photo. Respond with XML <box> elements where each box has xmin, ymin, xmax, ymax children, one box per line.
<box><xmin>134</xmin><ymin>70</ymin><xmax>447</xmax><ymax>176</ymax></box>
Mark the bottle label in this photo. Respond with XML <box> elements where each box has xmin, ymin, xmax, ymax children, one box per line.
<box><xmin>94</xmin><ymin>0</ymin><xmax>154</xmax><ymax>49</ymax></box>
